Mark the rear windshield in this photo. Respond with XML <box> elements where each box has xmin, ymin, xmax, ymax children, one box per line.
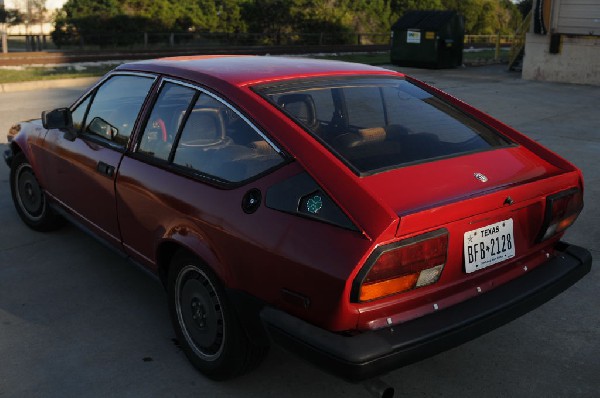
<box><xmin>256</xmin><ymin>76</ymin><xmax>510</xmax><ymax>174</ymax></box>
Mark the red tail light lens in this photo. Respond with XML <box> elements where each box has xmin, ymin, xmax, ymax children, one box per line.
<box><xmin>537</xmin><ymin>188</ymin><xmax>583</xmax><ymax>242</ymax></box>
<box><xmin>352</xmin><ymin>229</ymin><xmax>448</xmax><ymax>302</ymax></box>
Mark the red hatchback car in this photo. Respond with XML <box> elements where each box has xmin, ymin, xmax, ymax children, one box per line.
<box><xmin>5</xmin><ymin>56</ymin><xmax>591</xmax><ymax>384</ymax></box>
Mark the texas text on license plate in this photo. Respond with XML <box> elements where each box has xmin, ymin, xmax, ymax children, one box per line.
<box><xmin>464</xmin><ymin>218</ymin><xmax>515</xmax><ymax>273</ymax></box>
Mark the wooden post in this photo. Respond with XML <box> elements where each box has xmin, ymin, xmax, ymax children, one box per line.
<box><xmin>495</xmin><ymin>32</ymin><xmax>501</xmax><ymax>61</ymax></box>
<box><xmin>2</xmin><ymin>33</ymin><xmax>7</xmax><ymax>53</ymax></box>
<box><xmin>169</xmin><ymin>33</ymin><xmax>174</xmax><ymax>47</ymax></box>
<box><xmin>144</xmin><ymin>32</ymin><xmax>148</xmax><ymax>49</ymax></box>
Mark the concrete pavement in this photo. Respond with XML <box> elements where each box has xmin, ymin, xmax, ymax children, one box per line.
<box><xmin>0</xmin><ymin>77</ymin><xmax>99</xmax><ymax>94</ymax></box>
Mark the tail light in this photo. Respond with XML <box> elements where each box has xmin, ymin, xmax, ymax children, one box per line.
<box><xmin>352</xmin><ymin>229</ymin><xmax>448</xmax><ymax>302</ymax></box>
<box><xmin>537</xmin><ymin>188</ymin><xmax>583</xmax><ymax>242</ymax></box>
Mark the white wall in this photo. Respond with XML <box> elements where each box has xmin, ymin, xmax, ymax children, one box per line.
<box><xmin>1</xmin><ymin>0</ymin><xmax>65</xmax><ymax>35</ymax></box>
<box><xmin>3</xmin><ymin>0</ymin><xmax>66</xmax><ymax>10</ymax></box>
<box><xmin>522</xmin><ymin>32</ymin><xmax>600</xmax><ymax>85</ymax></box>
<box><xmin>552</xmin><ymin>0</ymin><xmax>600</xmax><ymax>35</ymax></box>
<box><xmin>4</xmin><ymin>21</ymin><xmax>53</xmax><ymax>34</ymax></box>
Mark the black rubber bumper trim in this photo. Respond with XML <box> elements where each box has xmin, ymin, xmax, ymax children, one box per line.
<box><xmin>4</xmin><ymin>148</ymin><xmax>13</xmax><ymax>167</ymax></box>
<box><xmin>260</xmin><ymin>243</ymin><xmax>592</xmax><ymax>381</ymax></box>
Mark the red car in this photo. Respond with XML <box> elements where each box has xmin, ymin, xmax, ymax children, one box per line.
<box><xmin>5</xmin><ymin>56</ymin><xmax>591</xmax><ymax>385</ymax></box>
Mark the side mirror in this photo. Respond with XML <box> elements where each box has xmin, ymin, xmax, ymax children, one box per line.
<box><xmin>87</xmin><ymin>117</ymin><xmax>118</xmax><ymax>141</ymax></box>
<box><xmin>42</xmin><ymin>108</ymin><xmax>73</xmax><ymax>130</ymax></box>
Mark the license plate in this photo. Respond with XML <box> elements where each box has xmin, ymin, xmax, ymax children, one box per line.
<box><xmin>464</xmin><ymin>219</ymin><xmax>515</xmax><ymax>273</ymax></box>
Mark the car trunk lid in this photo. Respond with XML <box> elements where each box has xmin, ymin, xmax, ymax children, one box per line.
<box><xmin>362</xmin><ymin>145</ymin><xmax>566</xmax><ymax>223</ymax></box>
<box><xmin>353</xmin><ymin>145</ymin><xmax>582</xmax><ymax>329</ymax></box>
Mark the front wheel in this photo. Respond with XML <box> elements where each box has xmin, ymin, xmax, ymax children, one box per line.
<box><xmin>167</xmin><ymin>251</ymin><xmax>267</xmax><ymax>380</ymax></box>
<box><xmin>10</xmin><ymin>152</ymin><xmax>63</xmax><ymax>231</ymax></box>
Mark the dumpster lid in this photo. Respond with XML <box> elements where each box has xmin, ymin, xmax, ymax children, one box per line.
<box><xmin>392</xmin><ymin>10</ymin><xmax>458</xmax><ymax>31</ymax></box>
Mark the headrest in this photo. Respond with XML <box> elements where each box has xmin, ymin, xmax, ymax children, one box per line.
<box><xmin>384</xmin><ymin>124</ymin><xmax>409</xmax><ymax>138</ymax></box>
<box><xmin>180</xmin><ymin>108</ymin><xmax>225</xmax><ymax>146</ymax></box>
<box><xmin>249</xmin><ymin>140</ymin><xmax>272</xmax><ymax>154</ymax></box>
<box><xmin>277</xmin><ymin>93</ymin><xmax>318</xmax><ymax>129</ymax></box>
<box><xmin>357</xmin><ymin>127</ymin><xmax>386</xmax><ymax>143</ymax></box>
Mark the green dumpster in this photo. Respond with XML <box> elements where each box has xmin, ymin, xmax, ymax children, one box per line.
<box><xmin>391</xmin><ymin>10</ymin><xmax>464</xmax><ymax>69</ymax></box>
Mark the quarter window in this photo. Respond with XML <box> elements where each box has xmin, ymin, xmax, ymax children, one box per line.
<box><xmin>171</xmin><ymin>91</ymin><xmax>283</xmax><ymax>183</ymax></box>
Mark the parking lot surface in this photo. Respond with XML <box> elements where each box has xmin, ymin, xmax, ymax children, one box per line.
<box><xmin>0</xmin><ymin>64</ymin><xmax>598</xmax><ymax>397</ymax></box>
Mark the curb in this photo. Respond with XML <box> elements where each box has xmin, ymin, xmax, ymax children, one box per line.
<box><xmin>0</xmin><ymin>76</ymin><xmax>100</xmax><ymax>93</ymax></box>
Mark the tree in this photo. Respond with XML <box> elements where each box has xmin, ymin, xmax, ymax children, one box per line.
<box><xmin>51</xmin><ymin>0</ymin><xmax>525</xmax><ymax>47</ymax></box>
<box><xmin>27</xmin><ymin>0</ymin><xmax>48</xmax><ymax>25</ymax></box>
<box><xmin>350</xmin><ymin>0</ymin><xmax>393</xmax><ymax>38</ymax></box>
<box><xmin>242</xmin><ymin>0</ymin><xmax>295</xmax><ymax>44</ymax></box>
<box><xmin>390</xmin><ymin>0</ymin><xmax>444</xmax><ymax>23</ymax></box>
<box><xmin>441</xmin><ymin>0</ymin><xmax>520</xmax><ymax>34</ymax></box>
<box><xmin>1</xmin><ymin>5</ymin><xmax>25</xmax><ymax>27</ymax></box>
<box><xmin>516</xmin><ymin>0</ymin><xmax>533</xmax><ymax>18</ymax></box>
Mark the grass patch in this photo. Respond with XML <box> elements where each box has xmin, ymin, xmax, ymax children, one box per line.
<box><xmin>0</xmin><ymin>64</ymin><xmax>120</xmax><ymax>84</ymax></box>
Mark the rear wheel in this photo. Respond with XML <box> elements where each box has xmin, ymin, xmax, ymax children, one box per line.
<box><xmin>167</xmin><ymin>251</ymin><xmax>267</xmax><ymax>380</ymax></box>
<box><xmin>10</xmin><ymin>152</ymin><xmax>63</xmax><ymax>231</ymax></box>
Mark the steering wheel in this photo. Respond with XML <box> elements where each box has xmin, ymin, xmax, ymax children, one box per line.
<box><xmin>155</xmin><ymin>118</ymin><xmax>167</xmax><ymax>142</ymax></box>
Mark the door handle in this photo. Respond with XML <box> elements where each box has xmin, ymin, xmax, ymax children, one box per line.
<box><xmin>97</xmin><ymin>161</ymin><xmax>115</xmax><ymax>177</ymax></box>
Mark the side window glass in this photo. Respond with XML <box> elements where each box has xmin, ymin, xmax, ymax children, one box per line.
<box><xmin>138</xmin><ymin>82</ymin><xmax>196</xmax><ymax>161</ymax></box>
<box><xmin>84</xmin><ymin>75</ymin><xmax>154</xmax><ymax>146</ymax></box>
<box><xmin>71</xmin><ymin>96</ymin><xmax>91</xmax><ymax>133</ymax></box>
<box><xmin>173</xmin><ymin>93</ymin><xmax>283</xmax><ymax>183</ymax></box>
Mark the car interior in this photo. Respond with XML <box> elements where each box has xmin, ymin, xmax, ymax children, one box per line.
<box><xmin>172</xmin><ymin>103</ymin><xmax>283</xmax><ymax>183</ymax></box>
<box><xmin>273</xmin><ymin>88</ymin><xmax>506</xmax><ymax>173</ymax></box>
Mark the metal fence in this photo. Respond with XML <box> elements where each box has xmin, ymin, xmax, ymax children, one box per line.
<box><xmin>2</xmin><ymin>32</ymin><xmax>515</xmax><ymax>54</ymax></box>
<box><xmin>1</xmin><ymin>31</ymin><xmax>391</xmax><ymax>53</ymax></box>
<box><xmin>464</xmin><ymin>34</ymin><xmax>515</xmax><ymax>48</ymax></box>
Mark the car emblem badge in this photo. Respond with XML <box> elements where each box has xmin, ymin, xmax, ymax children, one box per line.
<box><xmin>474</xmin><ymin>172</ymin><xmax>488</xmax><ymax>183</ymax></box>
<box><xmin>306</xmin><ymin>195</ymin><xmax>323</xmax><ymax>214</ymax></box>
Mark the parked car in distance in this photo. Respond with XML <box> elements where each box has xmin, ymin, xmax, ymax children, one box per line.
<box><xmin>5</xmin><ymin>56</ymin><xmax>591</xmax><ymax>387</ymax></box>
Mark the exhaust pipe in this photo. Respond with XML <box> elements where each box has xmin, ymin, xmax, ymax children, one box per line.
<box><xmin>363</xmin><ymin>378</ymin><xmax>394</xmax><ymax>398</ymax></box>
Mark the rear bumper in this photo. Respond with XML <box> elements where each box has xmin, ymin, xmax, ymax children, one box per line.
<box><xmin>260</xmin><ymin>242</ymin><xmax>592</xmax><ymax>381</ymax></box>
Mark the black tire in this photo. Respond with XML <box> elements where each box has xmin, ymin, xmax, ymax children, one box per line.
<box><xmin>167</xmin><ymin>251</ymin><xmax>268</xmax><ymax>380</ymax></box>
<box><xmin>10</xmin><ymin>152</ymin><xmax>64</xmax><ymax>231</ymax></box>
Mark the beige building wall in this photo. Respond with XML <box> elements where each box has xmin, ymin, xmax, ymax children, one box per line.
<box><xmin>523</xmin><ymin>33</ymin><xmax>600</xmax><ymax>85</ymax></box>
<box><xmin>522</xmin><ymin>0</ymin><xmax>600</xmax><ymax>86</ymax></box>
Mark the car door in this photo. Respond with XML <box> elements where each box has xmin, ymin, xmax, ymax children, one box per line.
<box><xmin>116</xmin><ymin>79</ymin><xmax>285</xmax><ymax>268</ymax></box>
<box><xmin>41</xmin><ymin>73</ymin><xmax>156</xmax><ymax>245</ymax></box>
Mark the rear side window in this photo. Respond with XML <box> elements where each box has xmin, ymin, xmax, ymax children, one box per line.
<box><xmin>138</xmin><ymin>82</ymin><xmax>196</xmax><ymax>161</ymax></box>
<box><xmin>137</xmin><ymin>80</ymin><xmax>284</xmax><ymax>184</ymax></box>
<box><xmin>257</xmin><ymin>77</ymin><xmax>510</xmax><ymax>174</ymax></box>
<box><xmin>172</xmin><ymin>93</ymin><xmax>284</xmax><ymax>183</ymax></box>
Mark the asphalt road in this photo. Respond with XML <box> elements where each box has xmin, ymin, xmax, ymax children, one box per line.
<box><xmin>0</xmin><ymin>64</ymin><xmax>598</xmax><ymax>397</ymax></box>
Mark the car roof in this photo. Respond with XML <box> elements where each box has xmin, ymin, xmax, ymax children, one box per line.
<box><xmin>116</xmin><ymin>55</ymin><xmax>401</xmax><ymax>87</ymax></box>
